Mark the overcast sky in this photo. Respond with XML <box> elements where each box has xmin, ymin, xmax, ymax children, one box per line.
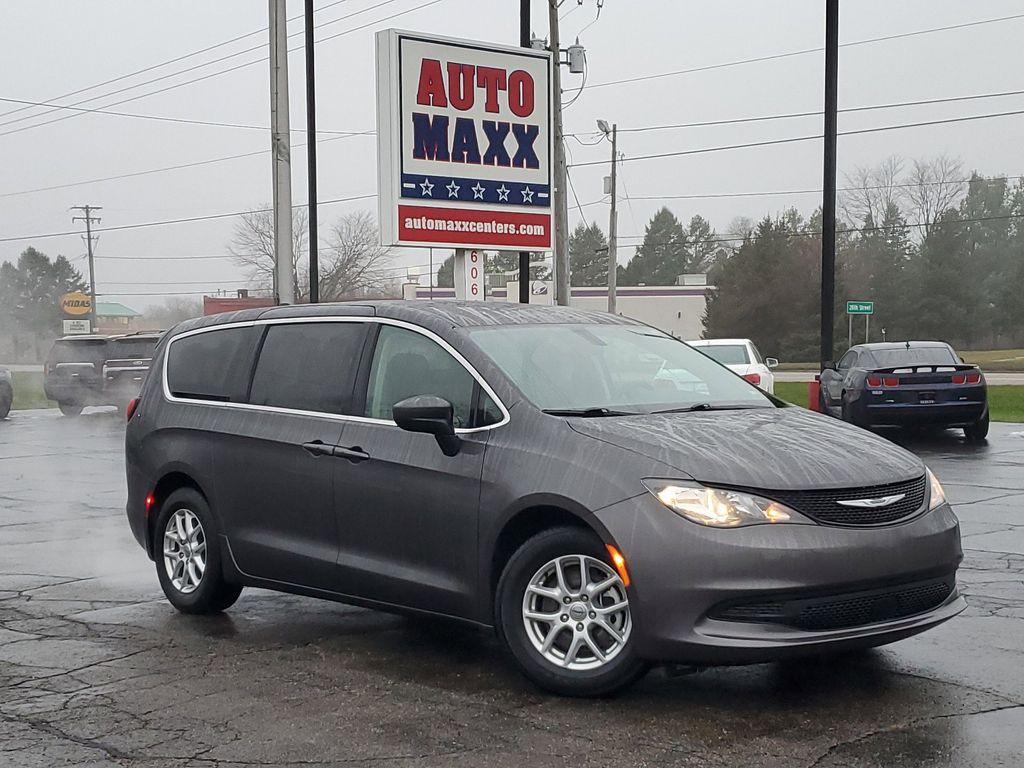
<box><xmin>2</xmin><ymin>0</ymin><xmax>1022</xmax><ymax>311</ymax></box>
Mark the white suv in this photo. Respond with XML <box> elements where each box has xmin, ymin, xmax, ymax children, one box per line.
<box><xmin>686</xmin><ymin>338</ymin><xmax>777</xmax><ymax>394</ymax></box>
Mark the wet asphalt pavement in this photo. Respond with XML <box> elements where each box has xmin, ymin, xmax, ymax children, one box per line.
<box><xmin>0</xmin><ymin>409</ymin><xmax>1021</xmax><ymax>768</ymax></box>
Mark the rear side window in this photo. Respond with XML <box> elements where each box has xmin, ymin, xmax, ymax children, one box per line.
<box><xmin>700</xmin><ymin>344</ymin><xmax>749</xmax><ymax>366</ymax></box>
<box><xmin>167</xmin><ymin>327</ymin><xmax>256</xmax><ymax>402</ymax></box>
<box><xmin>364</xmin><ymin>325</ymin><xmax>476</xmax><ymax>428</ymax></box>
<box><xmin>248</xmin><ymin>322</ymin><xmax>367</xmax><ymax>414</ymax></box>
<box><xmin>108</xmin><ymin>339</ymin><xmax>158</xmax><ymax>360</ymax></box>
<box><xmin>48</xmin><ymin>339</ymin><xmax>108</xmax><ymax>365</ymax></box>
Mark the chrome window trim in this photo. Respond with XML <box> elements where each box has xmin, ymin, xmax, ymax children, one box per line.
<box><xmin>161</xmin><ymin>316</ymin><xmax>511</xmax><ymax>433</ymax></box>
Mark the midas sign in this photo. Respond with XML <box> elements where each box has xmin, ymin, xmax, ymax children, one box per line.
<box><xmin>60</xmin><ymin>291</ymin><xmax>92</xmax><ymax>316</ymax></box>
<box><xmin>376</xmin><ymin>30</ymin><xmax>553</xmax><ymax>251</ymax></box>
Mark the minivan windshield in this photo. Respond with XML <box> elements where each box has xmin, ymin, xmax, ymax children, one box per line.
<box><xmin>468</xmin><ymin>324</ymin><xmax>774</xmax><ymax>414</ymax></box>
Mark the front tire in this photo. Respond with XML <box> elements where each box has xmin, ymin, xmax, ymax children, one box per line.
<box><xmin>496</xmin><ymin>527</ymin><xmax>648</xmax><ymax>697</ymax></box>
<box><xmin>964</xmin><ymin>410</ymin><xmax>990</xmax><ymax>442</ymax></box>
<box><xmin>154</xmin><ymin>488</ymin><xmax>242</xmax><ymax>614</ymax></box>
<box><xmin>58</xmin><ymin>402</ymin><xmax>83</xmax><ymax>417</ymax></box>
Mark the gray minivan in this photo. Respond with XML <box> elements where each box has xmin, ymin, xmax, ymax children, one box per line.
<box><xmin>125</xmin><ymin>301</ymin><xmax>964</xmax><ymax>696</ymax></box>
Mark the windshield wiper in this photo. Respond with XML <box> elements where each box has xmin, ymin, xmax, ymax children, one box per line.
<box><xmin>542</xmin><ymin>407</ymin><xmax>637</xmax><ymax>417</ymax></box>
<box><xmin>651</xmin><ymin>403</ymin><xmax>760</xmax><ymax>414</ymax></box>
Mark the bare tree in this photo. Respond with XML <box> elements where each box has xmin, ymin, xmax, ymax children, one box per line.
<box><xmin>840</xmin><ymin>155</ymin><xmax>904</xmax><ymax>227</ymax></box>
<box><xmin>228</xmin><ymin>206</ymin><xmax>308</xmax><ymax>300</ymax></box>
<box><xmin>141</xmin><ymin>297</ymin><xmax>203</xmax><ymax>329</ymax></box>
<box><xmin>319</xmin><ymin>211</ymin><xmax>394</xmax><ymax>300</ymax></box>
<box><xmin>904</xmin><ymin>155</ymin><xmax>965</xmax><ymax>236</ymax></box>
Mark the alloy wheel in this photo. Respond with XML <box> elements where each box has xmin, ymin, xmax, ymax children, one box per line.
<box><xmin>522</xmin><ymin>554</ymin><xmax>631</xmax><ymax>670</ymax></box>
<box><xmin>162</xmin><ymin>508</ymin><xmax>207</xmax><ymax>594</ymax></box>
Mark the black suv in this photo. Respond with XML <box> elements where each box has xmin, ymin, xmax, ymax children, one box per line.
<box><xmin>103</xmin><ymin>332</ymin><xmax>162</xmax><ymax>408</ymax></box>
<box><xmin>44</xmin><ymin>336</ymin><xmax>111</xmax><ymax>416</ymax></box>
<box><xmin>125</xmin><ymin>302</ymin><xmax>963</xmax><ymax>696</ymax></box>
<box><xmin>44</xmin><ymin>333</ymin><xmax>161</xmax><ymax>416</ymax></box>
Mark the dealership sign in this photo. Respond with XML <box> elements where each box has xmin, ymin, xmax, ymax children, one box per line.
<box><xmin>376</xmin><ymin>29</ymin><xmax>553</xmax><ymax>251</ymax></box>
<box><xmin>59</xmin><ymin>291</ymin><xmax>92</xmax><ymax>316</ymax></box>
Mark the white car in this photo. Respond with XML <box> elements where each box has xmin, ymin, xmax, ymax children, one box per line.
<box><xmin>686</xmin><ymin>338</ymin><xmax>778</xmax><ymax>394</ymax></box>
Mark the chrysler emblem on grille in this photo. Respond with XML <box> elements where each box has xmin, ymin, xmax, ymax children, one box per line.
<box><xmin>836</xmin><ymin>493</ymin><xmax>906</xmax><ymax>508</ymax></box>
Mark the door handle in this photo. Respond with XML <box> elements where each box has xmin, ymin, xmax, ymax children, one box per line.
<box><xmin>335</xmin><ymin>446</ymin><xmax>370</xmax><ymax>463</ymax></box>
<box><xmin>302</xmin><ymin>440</ymin><xmax>335</xmax><ymax>457</ymax></box>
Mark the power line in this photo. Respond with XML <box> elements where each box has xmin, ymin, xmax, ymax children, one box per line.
<box><xmin>0</xmin><ymin>0</ymin><xmax>442</xmax><ymax>138</ymax></box>
<box><xmin>612</xmin><ymin>213</ymin><xmax>1024</xmax><ymax>246</ymax></box>
<box><xmin>568</xmin><ymin>88</ymin><xmax>1024</xmax><ymax>137</ymax></box>
<box><xmin>565</xmin><ymin>167</ymin><xmax>590</xmax><ymax>228</ymax></box>
<box><xmin>0</xmin><ymin>0</ymin><xmax>353</xmax><ymax>122</ymax></box>
<box><xmin>0</xmin><ymin>96</ymin><xmax>369</xmax><ymax>135</ymax></box>
<box><xmin>0</xmin><ymin>0</ymin><xmax>399</xmax><ymax>132</ymax></box>
<box><xmin>586</xmin><ymin>12</ymin><xmax>1024</xmax><ymax>91</ymax></box>
<box><xmin>0</xmin><ymin>193</ymin><xmax>376</xmax><ymax>243</ymax></box>
<box><xmin>574</xmin><ymin>175</ymin><xmax>1024</xmax><ymax>207</ymax></box>
<box><xmin>0</xmin><ymin>132</ymin><xmax>367</xmax><ymax>199</ymax></box>
<box><xmin>568</xmin><ymin>108</ymin><xmax>1024</xmax><ymax>168</ymax></box>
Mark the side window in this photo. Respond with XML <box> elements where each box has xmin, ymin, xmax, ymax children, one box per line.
<box><xmin>167</xmin><ymin>327</ymin><xmax>256</xmax><ymax>401</ymax></box>
<box><xmin>364</xmin><ymin>325</ymin><xmax>476</xmax><ymax>428</ymax></box>
<box><xmin>837</xmin><ymin>350</ymin><xmax>857</xmax><ymax>370</ymax></box>
<box><xmin>248</xmin><ymin>322</ymin><xmax>366</xmax><ymax>414</ymax></box>
<box><xmin>476</xmin><ymin>391</ymin><xmax>504</xmax><ymax>427</ymax></box>
<box><xmin>749</xmin><ymin>344</ymin><xmax>764</xmax><ymax>365</ymax></box>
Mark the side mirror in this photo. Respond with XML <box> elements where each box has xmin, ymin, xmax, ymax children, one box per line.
<box><xmin>823</xmin><ymin>360</ymin><xmax>837</xmax><ymax>371</ymax></box>
<box><xmin>392</xmin><ymin>395</ymin><xmax>460</xmax><ymax>455</ymax></box>
<box><xmin>765</xmin><ymin>357</ymin><xmax>779</xmax><ymax>370</ymax></box>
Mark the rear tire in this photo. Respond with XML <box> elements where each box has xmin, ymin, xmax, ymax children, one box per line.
<box><xmin>154</xmin><ymin>488</ymin><xmax>242</xmax><ymax>614</ymax></box>
<box><xmin>496</xmin><ymin>527</ymin><xmax>648</xmax><ymax>697</ymax></box>
<box><xmin>964</xmin><ymin>410</ymin><xmax>989</xmax><ymax>442</ymax></box>
<box><xmin>840</xmin><ymin>397</ymin><xmax>862</xmax><ymax>428</ymax></box>
<box><xmin>58</xmin><ymin>402</ymin><xmax>83</xmax><ymax>417</ymax></box>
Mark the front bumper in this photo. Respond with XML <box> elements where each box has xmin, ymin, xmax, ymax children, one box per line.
<box><xmin>594</xmin><ymin>493</ymin><xmax>964</xmax><ymax>665</ymax></box>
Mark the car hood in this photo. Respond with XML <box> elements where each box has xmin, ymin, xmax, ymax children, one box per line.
<box><xmin>567</xmin><ymin>406</ymin><xmax>923</xmax><ymax>490</ymax></box>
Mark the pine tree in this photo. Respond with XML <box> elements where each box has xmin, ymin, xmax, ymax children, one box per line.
<box><xmin>568</xmin><ymin>222</ymin><xmax>609</xmax><ymax>286</ymax></box>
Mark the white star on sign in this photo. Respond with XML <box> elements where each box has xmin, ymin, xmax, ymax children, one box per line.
<box><xmin>471</xmin><ymin>182</ymin><xmax>486</xmax><ymax>200</ymax></box>
<box><xmin>496</xmin><ymin>184</ymin><xmax>510</xmax><ymax>202</ymax></box>
<box><xmin>521</xmin><ymin>186</ymin><xmax>535</xmax><ymax>203</ymax></box>
<box><xmin>446</xmin><ymin>180</ymin><xmax>460</xmax><ymax>198</ymax></box>
<box><xmin>419</xmin><ymin>178</ymin><xmax>434</xmax><ymax>196</ymax></box>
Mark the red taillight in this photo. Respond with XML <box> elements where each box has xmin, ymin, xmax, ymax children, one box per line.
<box><xmin>144</xmin><ymin>493</ymin><xmax>155</xmax><ymax>516</ymax></box>
<box><xmin>866</xmin><ymin>376</ymin><xmax>883</xmax><ymax>388</ymax></box>
<box><xmin>951</xmin><ymin>373</ymin><xmax>967</xmax><ymax>385</ymax></box>
<box><xmin>883</xmin><ymin>376</ymin><xmax>899</xmax><ymax>387</ymax></box>
<box><xmin>743</xmin><ymin>373</ymin><xmax>761</xmax><ymax>386</ymax></box>
<box><xmin>125</xmin><ymin>396</ymin><xmax>140</xmax><ymax>422</ymax></box>
<box><xmin>966</xmin><ymin>372</ymin><xmax>982</xmax><ymax>385</ymax></box>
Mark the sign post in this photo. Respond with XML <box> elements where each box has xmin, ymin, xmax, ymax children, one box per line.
<box><xmin>376</xmin><ymin>29</ymin><xmax>553</xmax><ymax>299</ymax></box>
<box><xmin>846</xmin><ymin>300</ymin><xmax>874</xmax><ymax>346</ymax></box>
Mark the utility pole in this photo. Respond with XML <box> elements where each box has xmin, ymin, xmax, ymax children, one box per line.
<box><xmin>304</xmin><ymin>0</ymin><xmax>319</xmax><ymax>303</ymax></box>
<box><xmin>269</xmin><ymin>0</ymin><xmax>295</xmax><ymax>305</ymax></box>
<box><xmin>71</xmin><ymin>205</ymin><xmax>101</xmax><ymax>331</ymax></box>
<box><xmin>548</xmin><ymin>0</ymin><xmax>570</xmax><ymax>306</ymax></box>
<box><xmin>518</xmin><ymin>0</ymin><xmax>531</xmax><ymax>304</ymax></box>
<box><xmin>819</xmin><ymin>0</ymin><xmax>839</xmax><ymax>368</ymax></box>
<box><xmin>603</xmin><ymin>122</ymin><xmax>618</xmax><ymax>314</ymax></box>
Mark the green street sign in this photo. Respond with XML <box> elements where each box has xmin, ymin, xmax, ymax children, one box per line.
<box><xmin>847</xmin><ymin>300</ymin><xmax>874</xmax><ymax>315</ymax></box>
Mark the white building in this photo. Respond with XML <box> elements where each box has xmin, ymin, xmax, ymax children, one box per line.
<box><xmin>402</xmin><ymin>278</ymin><xmax>711</xmax><ymax>340</ymax></box>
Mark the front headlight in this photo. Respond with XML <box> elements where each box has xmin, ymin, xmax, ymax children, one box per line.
<box><xmin>642</xmin><ymin>479</ymin><xmax>813</xmax><ymax>528</ymax></box>
<box><xmin>927</xmin><ymin>468</ymin><xmax>947</xmax><ymax>510</ymax></box>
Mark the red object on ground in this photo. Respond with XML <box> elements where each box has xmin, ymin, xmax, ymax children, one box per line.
<box><xmin>203</xmin><ymin>296</ymin><xmax>276</xmax><ymax>316</ymax></box>
<box><xmin>808</xmin><ymin>377</ymin><xmax>821</xmax><ymax>412</ymax></box>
